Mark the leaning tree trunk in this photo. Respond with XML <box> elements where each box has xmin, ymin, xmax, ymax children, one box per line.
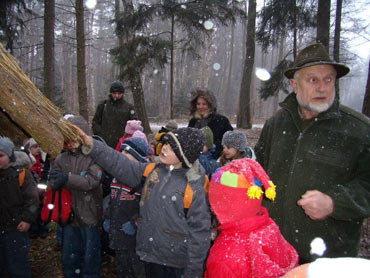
<box><xmin>362</xmin><ymin>61</ymin><xmax>370</xmax><ymax>118</ymax></box>
<box><xmin>0</xmin><ymin>43</ymin><xmax>81</xmax><ymax>158</ymax></box>
<box><xmin>43</xmin><ymin>0</ymin><xmax>56</xmax><ymax>102</ymax></box>
<box><xmin>75</xmin><ymin>0</ymin><xmax>89</xmax><ymax>121</ymax></box>
<box><xmin>237</xmin><ymin>0</ymin><xmax>256</xmax><ymax>129</ymax></box>
<box><xmin>316</xmin><ymin>0</ymin><xmax>331</xmax><ymax>51</ymax></box>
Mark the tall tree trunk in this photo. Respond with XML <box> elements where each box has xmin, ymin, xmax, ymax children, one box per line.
<box><xmin>333</xmin><ymin>0</ymin><xmax>342</xmax><ymax>98</ymax></box>
<box><xmin>237</xmin><ymin>0</ymin><xmax>256</xmax><ymax>129</ymax></box>
<box><xmin>121</xmin><ymin>0</ymin><xmax>151</xmax><ymax>133</ymax></box>
<box><xmin>170</xmin><ymin>14</ymin><xmax>175</xmax><ymax>119</ymax></box>
<box><xmin>43</xmin><ymin>0</ymin><xmax>55</xmax><ymax>102</ymax></box>
<box><xmin>362</xmin><ymin>61</ymin><xmax>370</xmax><ymax>117</ymax></box>
<box><xmin>316</xmin><ymin>0</ymin><xmax>331</xmax><ymax>51</ymax></box>
<box><xmin>0</xmin><ymin>1</ymin><xmax>13</xmax><ymax>54</ymax></box>
<box><xmin>293</xmin><ymin>1</ymin><xmax>297</xmax><ymax>59</ymax></box>
<box><xmin>131</xmin><ymin>72</ymin><xmax>151</xmax><ymax>133</ymax></box>
<box><xmin>75</xmin><ymin>0</ymin><xmax>89</xmax><ymax>121</ymax></box>
<box><xmin>224</xmin><ymin>24</ymin><xmax>235</xmax><ymax>116</ymax></box>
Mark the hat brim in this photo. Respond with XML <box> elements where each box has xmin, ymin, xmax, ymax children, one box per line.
<box><xmin>284</xmin><ymin>61</ymin><xmax>350</xmax><ymax>79</ymax></box>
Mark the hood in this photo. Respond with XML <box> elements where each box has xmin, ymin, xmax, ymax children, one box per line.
<box><xmin>66</xmin><ymin>115</ymin><xmax>92</xmax><ymax>136</ymax></box>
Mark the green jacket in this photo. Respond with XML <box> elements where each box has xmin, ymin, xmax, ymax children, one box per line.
<box><xmin>92</xmin><ymin>96</ymin><xmax>135</xmax><ymax>148</ymax></box>
<box><xmin>255</xmin><ymin>93</ymin><xmax>370</xmax><ymax>262</ymax></box>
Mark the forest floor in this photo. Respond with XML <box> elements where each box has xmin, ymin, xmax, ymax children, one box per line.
<box><xmin>29</xmin><ymin>125</ymin><xmax>370</xmax><ymax>277</ymax></box>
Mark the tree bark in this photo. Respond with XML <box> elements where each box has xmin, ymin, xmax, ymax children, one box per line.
<box><xmin>237</xmin><ymin>0</ymin><xmax>256</xmax><ymax>129</ymax></box>
<box><xmin>362</xmin><ymin>61</ymin><xmax>370</xmax><ymax>117</ymax></box>
<box><xmin>316</xmin><ymin>0</ymin><xmax>331</xmax><ymax>51</ymax></box>
<box><xmin>120</xmin><ymin>0</ymin><xmax>152</xmax><ymax>133</ymax></box>
<box><xmin>43</xmin><ymin>0</ymin><xmax>55</xmax><ymax>102</ymax></box>
<box><xmin>170</xmin><ymin>14</ymin><xmax>175</xmax><ymax>119</ymax></box>
<box><xmin>224</xmin><ymin>24</ymin><xmax>235</xmax><ymax>116</ymax></box>
<box><xmin>333</xmin><ymin>0</ymin><xmax>342</xmax><ymax>98</ymax></box>
<box><xmin>75</xmin><ymin>0</ymin><xmax>89</xmax><ymax>121</ymax></box>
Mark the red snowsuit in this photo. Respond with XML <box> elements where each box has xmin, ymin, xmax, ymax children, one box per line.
<box><xmin>205</xmin><ymin>207</ymin><xmax>298</xmax><ymax>278</ymax></box>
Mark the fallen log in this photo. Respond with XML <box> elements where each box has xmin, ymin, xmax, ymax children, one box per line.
<box><xmin>0</xmin><ymin>43</ymin><xmax>81</xmax><ymax>158</ymax></box>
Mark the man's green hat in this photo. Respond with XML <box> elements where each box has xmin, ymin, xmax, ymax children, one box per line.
<box><xmin>284</xmin><ymin>43</ymin><xmax>350</xmax><ymax>79</ymax></box>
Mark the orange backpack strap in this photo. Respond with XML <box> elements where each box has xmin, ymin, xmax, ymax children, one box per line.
<box><xmin>19</xmin><ymin>168</ymin><xmax>26</xmax><ymax>187</ymax></box>
<box><xmin>183</xmin><ymin>183</ymin><xmax>194</xmax><ymax>209</ymax></box>
<box><xmin>204</xmin><ymin>175</ymin><xmax>210</xmax><ymax>196</ymax></box>
<box><xmin>183</xmin><ymin>175</ymin><xmax>209</xmax><ymax>209</ymax></box>
<box><xmin>143</xmin><ymin>163</ymin><xmax>156</xmax><ymax>177</ymax></box>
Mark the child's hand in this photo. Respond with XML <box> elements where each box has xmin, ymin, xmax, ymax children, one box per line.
<box><xmin>74</xmin><ymin>126</ymin><xmax>93</xmax><ymax>148</ymax></box>
<box><xmin>17</xmin><ymin>221</ymin><xmax>31</xmax><ymax>232</ymax></box>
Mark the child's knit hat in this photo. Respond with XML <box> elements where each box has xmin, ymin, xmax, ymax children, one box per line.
<box><xmin>0</xmin><ymin>137</ymin><xmax>15</xmax><ymax>159</ymax></box>
<box><xmin>202</xmin><ymin>126</ymin><xmax>214</xmax><ymax>149</ymax></box>
<box><xmin>221</xmin><ymin>130</ymin><xmax>247</xmax><ymax>152</ymax></box>
<box><xmin>132</xmin><ymin>130</ymin><xmax>148</xmax><ymax>144</ymax></box>
<box><xmin>120</xmin><ymin>137</ymin><xmax>150</xmax><ymax>162</ymax></box>
<box><xmin>24</xmin><ymin>138</ymin><xmax>38</xmax><ymax>149</ymax></box>
<box><xmin>163</xmin><ymin>127</ymin><xmax>205</xmax><ymax>168</ymax></box>
<box><xmin>125</xmin><ymin>120</ymin><xmax>144</xmax><ymax>135</ymax></box>
<box><xmin>209</xmin><ymin>158</ymin><xmax>276</xmax><ymax>224</ymax></box>
<box><xmin>165</xmin><ymin>120</ymin><xmax>178</xmax><ymax>131</ymax></box>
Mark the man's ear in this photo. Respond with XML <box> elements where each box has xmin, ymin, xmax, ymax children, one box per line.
<box><xmin>289</xmin><ymin>79</ymin><xmax>297</xmax><ymax>93</ymax></box>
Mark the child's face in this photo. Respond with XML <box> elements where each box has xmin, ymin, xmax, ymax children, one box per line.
<box><xmin>30</xmin><ymin>144</ymin><xmax>41</xmax><ymax>156</ymax></box>
<box><xmin>160</xmin><ymin>143</ymin><xmax>182</xmax><ymax>168</ymax></box>
<box><xmin>0</xmin><ymin>151</ymin><xmax>10</xmax><ymax>169</ymax></box>
<box><xmin>223</xmin><ymin>146</ymin><xmax>239</xmax><ymax>160</ymax></box>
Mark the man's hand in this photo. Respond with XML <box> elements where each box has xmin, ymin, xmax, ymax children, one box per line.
<box><xmin>17</xmin><ymin>221</ymin><xmax>31</xmax><ymax>232</ymax></box>
<box><xmin>297</xmin><ymin>190</ymin><xmax>334</xmax><ymax>220</ymax></box>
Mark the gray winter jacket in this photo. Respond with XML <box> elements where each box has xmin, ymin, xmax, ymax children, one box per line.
<box><xmin>83</xmin><ymin>139</ymin><xmax>211</xmax><ymax>278</ymax></box>
<box><xmin>52</xmin><ymin>149</ymin><xmax>103</xmax><ymax>227</ymax></box>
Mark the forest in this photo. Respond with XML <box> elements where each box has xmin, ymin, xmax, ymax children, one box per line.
<box><xmin>1</xmin><ymin>0</ymin><xmax>369</xmax><ymax>133</ymax></box>
<box><xmin>1</xmin><ymin>1</ymin><xmax>370</xmax><ymax>277</ymax></box>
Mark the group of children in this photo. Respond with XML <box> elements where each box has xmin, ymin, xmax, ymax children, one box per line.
<box><xmin>0</xmin><ymin>116</ymin><xmax>299</xmax><ymax>278</ymax></box>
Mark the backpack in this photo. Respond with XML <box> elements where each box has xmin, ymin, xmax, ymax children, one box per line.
<box><xmin>131</xmin><ymin>163</ymin><xmax>209</xmax><ymax>210</ymax></box>
<box><xmin>41</xmin><ymin>188</ymin><xmax>73</xmax><ymax>226</ymax></box>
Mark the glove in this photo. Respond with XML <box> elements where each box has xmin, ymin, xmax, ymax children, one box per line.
<box><xmin>49</xmin><ymin>171</ymin><xmax>69</xmax><ymax>190</ymax></box>
<box><xmin>121</xmin><ymin>221</ymin><xmax>136</xmax><ymax>235</ymax></box>
<box><xmin>103</xmin><ymin>219</ymin><xmax>110</xmax><ymax>233</ymax></box>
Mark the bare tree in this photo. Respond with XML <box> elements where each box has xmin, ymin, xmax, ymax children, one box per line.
<box><xmin>362</xmin><ymin>61</ymin><xmax>370</xmax><ymax>117</ymax></box>
<box><xmin>43</xmin><ymin>0</ymin><xmax>55</xmax><ymax>102</ymax></box>
<box><xmin>316</xmin><ymin>0</ymin><xmax>331</xmax><ymax>50</ymax></box>
<box><xmin>75</xmin><ymin>0</ymin><xmax>88</xmax><ymax>120</ymax></box>
<box><xmin>238</xmin><ymin>0</ymin><xmax>256</xmax><ymax>129</ymax></box>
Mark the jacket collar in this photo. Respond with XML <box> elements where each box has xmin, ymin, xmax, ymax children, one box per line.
<box><xmin>280</xmin><ymin>92</ymin><xmax>341</xmax><ymax>123</ymax></box>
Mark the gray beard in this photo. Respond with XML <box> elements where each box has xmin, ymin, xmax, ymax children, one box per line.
<box><xmin>296</xmin><ymin>93</ymin><xmax>334</xmax><ymax>114</ymax></box>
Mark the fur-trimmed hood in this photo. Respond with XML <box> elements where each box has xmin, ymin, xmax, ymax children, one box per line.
<box><xmin>12</xmin><ymin>151</ymin><xmax>34</xmax><ymax>169</ymax></box>
<box><xmin>190</xmin><ymin>89</ymin><xmax>217</xmax><ymax>117</ymax></box>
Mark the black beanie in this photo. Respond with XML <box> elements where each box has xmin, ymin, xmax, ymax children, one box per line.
<box><xmin>110</xmin><ymin>81</ymin><xmax>125</xmax><ymax>93</ymax></box>
<box><xmin>164</xmin><ymin>127</ymin><xmax>205</xmax><ymax>168</ymax></box>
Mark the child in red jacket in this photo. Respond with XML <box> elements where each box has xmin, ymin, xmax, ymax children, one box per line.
<box><xmin>205</xmin><ymin>158</ymin><xmax>298</xmax><ymax>278</ymax></box>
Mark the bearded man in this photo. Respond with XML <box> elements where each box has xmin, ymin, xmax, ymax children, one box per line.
<box><xmin>255</xmin><ymin>43</ymin><xmax>370</xmax><ymax>263</ymax></box>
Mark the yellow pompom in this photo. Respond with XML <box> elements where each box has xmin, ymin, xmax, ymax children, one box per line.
<box><xmin>265</xmin><ymin>181</ymin><xmax>276</xmax><ymax>200</ymax></box>
<box><xmin>247</xmin><ymin>185</ymin><xmax>263</xmax><ymax>199</ymax></box>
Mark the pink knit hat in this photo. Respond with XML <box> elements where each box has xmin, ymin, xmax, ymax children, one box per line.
<box><xmin>125</xmin><ymin>120</ymin><xmax>144</xmax><ymax>135</ymax></box>
<box><xmin>132</xmin><ymin>130</ymin><xmax>148</xmax><ymax>144</ymax></box>
<box><xmin>209</xmin><ymin>158</ymin><xmax>276</xmax><ymax>224</ymax></box>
